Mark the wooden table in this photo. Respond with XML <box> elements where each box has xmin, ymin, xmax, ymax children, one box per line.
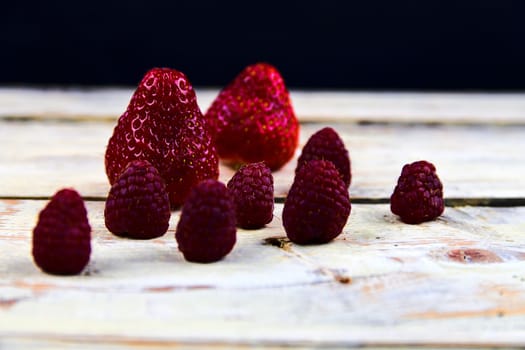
<box><xmin>1</xmin><ymin>88</ymin><xmax>524</xmax><ymax>349</ymax></box>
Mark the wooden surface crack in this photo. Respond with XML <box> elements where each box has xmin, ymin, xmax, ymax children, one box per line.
<box><xmin>3</xmin><ymin>196</ymin><xmax>525</xmax><ymax>208</ymax></box>
<box><xmin>263</xmin><ymin>236</ymin><xmax>352</xmax><ymax>285</ymax></box>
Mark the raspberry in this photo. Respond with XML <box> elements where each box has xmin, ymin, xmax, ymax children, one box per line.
<box><xmin>390</xmin><ymin>160</ymin><xmax>444</xmax><ymax>224</ymax></box>
<box><xmin>227</xmin><ymin>162</ymin><xmax>274</xmax><ymax>229</ymax></box>
<box><xmin>32</xmin><ymin>189</ymin><xmax>91</xmax><ymax>275</ymax></box>
<box><xmin>175</xmin><ymin>180</ymin><xmax>236</xmax><ymax>263</ymax></box>
<box><xmin>104</xmin><ymin>160</ymin><xmax>171</xmax><ymax>239</ymax></box>
<box><xmin>296</xmin><ymin>127</ymin><xmax>351</xmax><ymax>188</ymax></box>
<box><xmin>283</xmin><ymin>160</ymin><xmax>351</xmax><ymax>244</ymax></box>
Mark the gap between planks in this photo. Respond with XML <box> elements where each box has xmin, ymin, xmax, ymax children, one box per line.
<box><xmin>1</xmin><ymin>196</ymin><xmax>525</xmax><ymax>208</ymax></box>
<box><xmin>5</xmin><ymin>115</ymin><xmax>525</xmax><ymax>128</ymax></box>
<box><xmin>2</xmin><ymin>333</ymin><xmax>525</xmax><ymax>350</ymax></box>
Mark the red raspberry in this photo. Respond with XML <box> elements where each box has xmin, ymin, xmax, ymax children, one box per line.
<box><xmin>205</xmin><ymin>63</ymin><xmax>299</xmax><ymax>170</ymax></box>
<box><xmin>104</xmin><ymin>160</ymin><xmax>170</xmax><ymax>239</ymax></box>
<box><xmin>175</xmin><ymin>180</ymin><xmax>236</xmax><ymax>263</ymax></box>
<box><xmin>390</xmin><ymin>160</ymin><xmax>444</xmax><ymax>224</ymax></box>
<box><xmin>227</xmin><ymin>162</ymin><xmax>274</xmax><ymax>229</ymax></box>
<box><xmin>32</xmin><ymin>189</ymin><xmax>91</xmax><ymax>275</ymax></box>
<box><xmin>283</xmin><ymin>160</ymin><xmax>351</xmax><ymax>245</ymax></box>
<box><xmin>296</xmin><ymin>127</ymin><xmax>351</xmax><ymax>188</ymax></box>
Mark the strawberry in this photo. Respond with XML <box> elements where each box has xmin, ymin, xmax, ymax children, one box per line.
<box><xmin>205</xmin><ymin>63</ymin><xmax>299</xmax><ymax>171</ymax></box>
<box><xmin>175</xmin><ymin>180</ymin><xmax>236</xmax><ymax>263</ymax></box>
<box><xmin>296</xmin><ymin>127</ymin><xmax>351</xmax><ymax>188</ymax></box>
<box><xmin>283</xmin><ymin>160</ymin><xmax>351</xmax><ymax>245</ymax></box>
<box><xmin>105</xmin><ymin>68</ymin><xmax>219</xmax><ymax>208</ymax></box>
<box><xmin>32</xmin><ymin>189</ymin><xmax>91</xmax><ymax>275</ymax></box>
<box><xmin>104</xmin><ymin>160</ymin><xmax>171</xmax><ymax>239</ymax></box>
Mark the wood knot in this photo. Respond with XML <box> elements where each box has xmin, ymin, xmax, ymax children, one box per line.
<box><xmin>0</xmin><ymin>297</ymin><xmax>25</xmax><ymax>309</ymax></box>
<box><xmin>263</xmin><ymin>236</ymin><xmax>292</xmax><ymax>251</ymax></box>
<box><xmin>335</xmin><ymin>275</ymin><xmax>352</xmax><ymax>284</ymax></box>
<box><xmin>447</xmin><ymin>249</ymin><xmax>502</xmax><ymax>264</ymax></box>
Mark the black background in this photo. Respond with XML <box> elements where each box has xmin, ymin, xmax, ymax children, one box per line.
<box><xmin>1</xmin><ymin>1</ymin><xmax>524</xmax><ymax>89</ymax></box>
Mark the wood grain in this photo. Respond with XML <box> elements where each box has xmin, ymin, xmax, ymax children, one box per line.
<box><xmin>1</xmin><ymin>87</ymin><xmax>524</xmax><ymax>349</ymax></box>
<box><xmin>1</xmin><ymin>120</ymin><xmax>523</xmax><ymax>200</ymax></box>
<box><xmin>1</xmin><ymin>200</ymin><xmax>525</xmax><ymax>348</ymax></box>
<box><xmin>1</xmin><ymin>87</ymin><xmax>525</xmax><ymax>125</ymax></box>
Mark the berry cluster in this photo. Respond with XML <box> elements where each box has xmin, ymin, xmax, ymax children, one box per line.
<box><xmin>32</xmin><ymin>63</ymin><xmax>444</xmax><ymax>275</ymax></box>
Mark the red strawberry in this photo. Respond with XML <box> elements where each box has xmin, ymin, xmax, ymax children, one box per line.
<box><xmin>175</xmin><ymin>180</ymin><xmax>236</xmax><ymax>263</ymax></box>
<box><xmin>227</xmin><ymin>162</ymin><xmax>274</xmax><ymax>229</ymax></box>
<box><xmin>32</xmin><ymin>189</ymin><xmax>91</xmax><ymax>275</ymax></box>
<box><xmin>296</xmin><ymin>127</ymin><xmax>351</xmax><ymax>188</ymax></box>
<box><xmin>104</xmin><ymin>160</ymin><xmax>171</xmax><ymax>239</ymax></box>
<box><xmin>105</xmin><ymin>68</ymin><xmax>219</xmax><ymax>208</ymax></box>
<box><xmin>283</xmin><ymin>160</ymin><xmax>351</xmax><ymax>245</ymax></box>
<box><xmin>390</xmin><ymin>160</ymin><xmax>444</xmax><ymax>224</ymax></box>
<box><xmin>205</xmin><ymin>63</ymin><xmax>299</xmax><ymax>170</ymax></box>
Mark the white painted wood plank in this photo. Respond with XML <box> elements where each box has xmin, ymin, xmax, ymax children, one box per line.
<box><xmin>0</xmin><ymin>120</ymin><xmax>292</xmax><ymax>199</ymax></box>
<box><xmin>1</xmin><ymin>121</ymin><xmax>523</xmax><ymax>199</ymax></box>
<box><xmin>1</xmin><ymin>200</ymin><xmax>525</xmax><ymax>347</ymax></box>
<box><xmin>2</xmin><ymin>87</ymin><xmax>524</xmax><ymax>349</ymax></box>
<box><xmin>1</xmin><ymin>87</ymin><xmax>525</xmax><ymax>124</ymax></box>
<box><xmin>291</xmin><ymin>91</ymin><xmax>525</xmax><ymax>124</ymax></box>
<box><xmin>339</xmin><ymin>123</ymin><xmax>525</xmax><ymax>199</ymax></box>
<box><xmin>0</xmin><ymin>87</ymin><xmax>132</xmax><ymax>121</ymax></box>
<box><xmin>0</xmin><ymin>200</ymin><xmax>321</xmax><ymax>290</ymax></box>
